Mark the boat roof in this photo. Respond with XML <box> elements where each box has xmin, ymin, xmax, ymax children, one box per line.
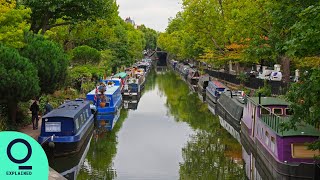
<box><xmin>210</xmin><ymin>80</ymin><xmax>226</xmax><ymax>88</ymax></box>
<box><xmin>250</xmin><ymin>97</ymin><xmax>290</xmax><ymax>106</ymax></box>
<box><xmin>218</xmin><ymin>93</ymin><xmax>244</xmax><ymax>120</ymax></box>
<box><xmin>43</xmin><ymin>100</ymin><xmax>89</xmax><ymax>119</ymax></box>
<box><xmin>87</xmin><ymin>85</ymin><xmax>119</xmax><ymax>96</ymax></box>
<box><xmin>113</xmin><ymin>72</ymin><xmax>127</xmax><ymax>78</ymax></box>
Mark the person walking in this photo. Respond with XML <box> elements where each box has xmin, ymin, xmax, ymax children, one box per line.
<box><xmin>44</xmin><ymin>100</ymin><xmax>53</xmax><ymax>115</ymax></box>
<box><xmin>30</xmin><ymin>100</ymin><xmax>39</xmax><ymax>130</ymax></box>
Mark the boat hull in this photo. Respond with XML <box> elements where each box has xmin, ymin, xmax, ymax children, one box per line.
<box><xmin>40</xmin><ymin>122</ymin><xmax>94</xmax><ymax>157</ymax></box>
<box><xmin>241</xmin><ymin>123</ymin><xmax>320</xmax><ymax>180</ymax></box>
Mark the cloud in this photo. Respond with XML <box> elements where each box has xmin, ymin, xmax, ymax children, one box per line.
<box><xmin>116</xmin><ymin>0</ymin><xmax>182</xmax><ymax>32</ymax></box>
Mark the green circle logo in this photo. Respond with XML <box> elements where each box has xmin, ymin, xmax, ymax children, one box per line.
<box><xmin>0</xmin><ymin>131</ymin><xmax>48</xmax><ymax>179</ymax></box>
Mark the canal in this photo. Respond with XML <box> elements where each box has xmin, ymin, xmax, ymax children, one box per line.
<box><xmin>51</xmin><ymin>71</ymin><xmax>245</xmax><ymax>179</ymax></box>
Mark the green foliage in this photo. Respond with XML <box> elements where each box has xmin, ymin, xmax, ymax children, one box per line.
<box><xmin>0</xmin><ymin>0</ymin><xmax>31</xmax><ymax>48</ymax></box>
<box><xmin>72</xmin><ymin>45</ymin><xmax>101</xmax><ymax>65</ymax></box>
<box><xmin>255</xmin><ymin>80</ymin><xmax>272</xmax><ymax>97</ymax></box>
<box><xmin>138</xmin><ymin>24</ymin><xmax>158</xmax><ymax>50</ymax></box>
<box><xmin>285</xmin><ymin>2</ymin><xmax>320</xmax><ymax>57</ymax></box>
<box><xmin>0</xmin><ymin>44</ymin><xmax>40</xmax><ymax>123</ymax></box>
<box><xmin>21</xmin><ymin>0</ymin><xmax>118</xmax><ymax>33</ymax></box>
<box><xmin>236</xmin><ymin>72</ymin><xmax>248</xmax><ymax>85</ymax></box>
<box><xmin>0</xmin><ymin>44</ymin><xmax>40</xmax><ymax>102</ymax></box>
<box><xmin>286</xmin><ymin>69</ymin><xmax>320</xmax><ymax>133</ymax></box>
<box><xmin>20</xmin><ymin>34</ymin><xmax>69</xmax><ymax>94</ymax></box>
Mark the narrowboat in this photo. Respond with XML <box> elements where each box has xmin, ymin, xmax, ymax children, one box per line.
<box><xmin>86</xmin><ymin>79</ymin><xmax>122</xmax><ymax>131</ymax></box>
<box><xmin>197</xmin><ymin>75</ymin><xmax>210</xmax><ymax>101</ymax></box>
<box><xmin>241</xmin><ymin>96</ymin><xmax>320</xmax><ymax>180</ymax></box>
<box><xmin>123</xmin><ymin>67</ymin><xmax>145</xmax><ymax>98</ymax></box>
<box><xmin>216</xmin><ymin>91</ymin><xmax>245</xmax><ymax>143</ymax></box>
<box><xmin>38</xmin><ymin>100</ymin><xmax>94</xmax><ymax>157</ymax></box>
<box><xmin>137</xmin><ymin>62</ymin><xmax>151</xmax><ymax>76</ymax></box>
<box><xmin>206</xmin><ymin>80</ymin><xmax>228</xmax><ymax>114</ymax></box>
<box><xmin>187</xmin><ymin>68</ymin><xmax>200</xmax><ymax>92</ymax></box>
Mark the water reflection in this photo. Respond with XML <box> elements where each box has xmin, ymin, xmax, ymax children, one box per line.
<box><xmin>77</xmin><ymin>71</ymin><xmax>244</xmax><ymax>179</ymax></box>
<box><xmin>157</xmin><ymin>72</ymin><xmax>244</xmax><ymax>179</ymax></box>
<box><xmin>77</xmin><ymin>109</ymin><xmax>128</xmax><ymax>179</ymax></box>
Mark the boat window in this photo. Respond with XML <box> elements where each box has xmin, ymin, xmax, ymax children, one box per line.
<box><xmin>285</xmin><ymin>108</ymin><xmax>293</xmax><ymax>115</ymax></box>
<box><xmin>273</xmin><ymin>108</ymin><xmax>283</xmax><ymax>115</ymax></box>
<box><xmin>265</xmin><ymin>131</ymin><xmax>269</xmax><ymax>146</ymax></box>
<box><xmin>80</xmin><ymin>114</ymin><xmax>84</xmax><ymax>125</ymax></box>
<box><xmin>291</xmin><ymin>144</ymin><xmax>320</xmax><ymax>158</ymax></box>
<box><xmin>271</xmin><ymin>136</ymin><xmax>275</xmax><ymax>153</ymax></box>
<box><xmin>75</xmin><ymin>118</ymin><xmax>80</xmax><ymax>130</ymax></box>
<box><xmin>260</xmin><ymin>107</ymin><xmax>271</xmax><ymax>115</ymax></box>
<box><xmin>83</xmin><ymin>112</ymin><xmax>87</xmax><ymax>121</ymax></box>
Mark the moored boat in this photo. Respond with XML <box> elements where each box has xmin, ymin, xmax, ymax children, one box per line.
<box><xmin>38</xmin><ymin>100</ymin><xmax>94</xmax><ymax>157</ymax></box>
<box><xmin>86</xmin><ymin>79</ymin><xmax>122</xmax><ymax>131</ymax></box>
<box><xmin>206</xmin><ymin>80</ymin><xmax>228</xmax><ymax>114</ymax></box>
<box><xmin>187</xmin><ymin>68</ymin><xmax>200</xmax><ymax>92</ymax></box>
<box><xmin>216</xmin><ymin>91</ymin><xmax>245</xmax><ymax>143</ymax></box>
<box><xmin>197</xmin><ymin>75</ymin><xmax>210</xmax><ymax>101</ymax></box>
<box><xmin>241</xmin><ymin>96</ymin><xmax>320</xmax><ymax>179</ymax></box>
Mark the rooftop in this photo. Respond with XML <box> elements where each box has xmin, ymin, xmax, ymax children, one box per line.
<box><xmin>250</xmin><ymin>97</ymin><xmax>290</xmax><ymax>106</ymax></box>
<box><xmin>43</xmin><ymin>100</ymin><xmax>90</xmax><ymax>119</ymax></box>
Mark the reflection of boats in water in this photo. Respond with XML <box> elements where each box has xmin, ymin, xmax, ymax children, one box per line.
<box><xmin>47</xmin><ymin>132</ymin><xmax>93</xmax><ymax>180</ymax></box>
<box><xmin>197</xmin><ymin>75</ymin><xmax>209</xmax><ymax>102</ymax></box>
<box><xmin>38</xmin><ymin>100</ymin><xmax>94</xmax><ymax>157</ymax></box>
<box><xmin>123</xmin><ymin>100</ymin><xmax>139</xmax><ymax>110</ymax></box>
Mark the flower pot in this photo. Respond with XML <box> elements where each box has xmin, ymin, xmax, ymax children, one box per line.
<box><xmin>100</xmin><ymin>102</ymin><xmax>106</xmax><ymax>107</ymax></box>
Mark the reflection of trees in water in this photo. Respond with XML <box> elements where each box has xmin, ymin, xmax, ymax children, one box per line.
<box><xmin>142</xmin><ymin>70</ymin><xmax>158</xmax><ymax>93</ymax></box>
<box><xmin>180</xmin><ymin>131</ymin><xmax>244</xmax><ymax>180</ymax></box>
<box><xmin>77</xmin><ymin>109</ymin><xmax>128</xmax><ymax>180</ymax></box>
<box><xmin>157</xmin><ymin>71</ymin><xmax>244</xmax><ymax>179</ymax></box>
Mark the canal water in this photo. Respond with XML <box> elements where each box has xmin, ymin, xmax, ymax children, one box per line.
<box><xmin>53</xmin><ymin>71</ymin><xmax>244</xmax><ymax>179</ymax></box>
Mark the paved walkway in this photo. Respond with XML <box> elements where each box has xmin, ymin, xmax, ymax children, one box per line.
<box><xmin>19</xmin><ymin>116</ymin><xmax>42</xmax><ymax>140</ymax></box>
<box><xmin>18</xmin><ymin>117</ymin><xmax>66</xmax><ymax>180</ymax></box>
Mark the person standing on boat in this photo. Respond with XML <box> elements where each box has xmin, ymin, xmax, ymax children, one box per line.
<box><xmin>30</xmin><ymin>100</ymin><xmax>39</xmax><ymax>130</ymax></box>
<box><xmin>44</xmin><ymin>100</ymin><xmax>53</xmax><ymax>115</ymax></box>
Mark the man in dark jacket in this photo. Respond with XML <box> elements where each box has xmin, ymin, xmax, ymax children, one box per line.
<box><xmin>30</xmin><ymin>100</ymin><xmax>39</xmax><ymax>130</ymax></box>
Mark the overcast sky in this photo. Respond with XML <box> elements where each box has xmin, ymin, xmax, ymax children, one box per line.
<box><xmin>116</xmin><ymin>0</ymin><xmax>182</xmax><ymax>32</ymax></box>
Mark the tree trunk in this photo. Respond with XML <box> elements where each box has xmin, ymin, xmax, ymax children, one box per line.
<box><xmin>280</xmin><ymin>55</ymin><xmax>290</xmax><ymax>83</ymax></box>
<box><xmin>8</xmin><ymin>101</ymin><xmax>18</xmax><ymax>125</ymax></box>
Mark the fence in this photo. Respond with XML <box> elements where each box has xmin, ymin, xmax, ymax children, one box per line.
<box><xmin>205</xmin><ymin>69</ymin><xmax>289</xmax><ymax>95</ymax></box>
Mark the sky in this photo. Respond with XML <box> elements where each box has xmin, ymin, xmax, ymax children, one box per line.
<box><xmin>116</xmin><ymin>0</ymin><xmax>182</xmax><ymax>32</ymax></box>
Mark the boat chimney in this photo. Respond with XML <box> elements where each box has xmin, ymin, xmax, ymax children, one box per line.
<box><xmin>258</xmin><ymin>93</ymin><xmax>262</xmax><ymax>104</ymax></box>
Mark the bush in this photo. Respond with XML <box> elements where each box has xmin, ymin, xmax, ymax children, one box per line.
<box><xmin>72</xmin><ymin>45</ymin><xmax>101</xmax><ymax>65</ymax></box>
<box><xmin>20</xmin><ymin>34</ymin><xmax>69</xmax><ymax>94</ymax></box>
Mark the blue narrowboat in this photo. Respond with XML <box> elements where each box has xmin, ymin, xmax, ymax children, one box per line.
<box><xmin>38</xmin><ymin>100</ymin><xmax>94</xmax><ymax>157</ymax></box>
<box><xmin>86</xmin><ymin>79</ymin><xmax>122</xmax><ymax>131</ymax></box>
<box><xmin>206</xmin><ymin>80</ymin><xmax>228</xmax><ymax>114</ymax></box>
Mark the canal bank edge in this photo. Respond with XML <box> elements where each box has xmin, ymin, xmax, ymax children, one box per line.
<box><xmin>18</xmin><ymin>118</ymin><xmax>66</xmax><ymax>180</ymax></box>
<box><xmin>49</xmin><ymin>167</ymin><xmax>67</xmax><ymax>180</ymax></box>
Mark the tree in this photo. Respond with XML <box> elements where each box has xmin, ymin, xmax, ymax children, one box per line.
<box><xmin>286</xmin><ymin>69</ymin><xmax>320</xmax><ymax>150</ymax></box>
<box><xmin>72</xmin><ymin>45</ymin><xmax>101</xmax><ymax>65</ymax></box>
<box><xmin>138</xmin><ymin>24</ymin><xmax>158</xmax><ymax>50</ymax></box>
<box><xmin>0</xmin><ymin>44</ymin><xmax>40</xmax><ymax>123</ymax></box>
<box><xmin>0</xmin><ymin>0</ymin><xmax>31</xmax><ymax>48</ymax></box>
<box><xmin>20</xmin><ymin>34</ymin><xmax>69</xmax><ymax>94</ymax></box>
<box><xmin>21</xmin><ymin>0</ymin><xmax>118</xmax><ymax>34</ymax></box>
